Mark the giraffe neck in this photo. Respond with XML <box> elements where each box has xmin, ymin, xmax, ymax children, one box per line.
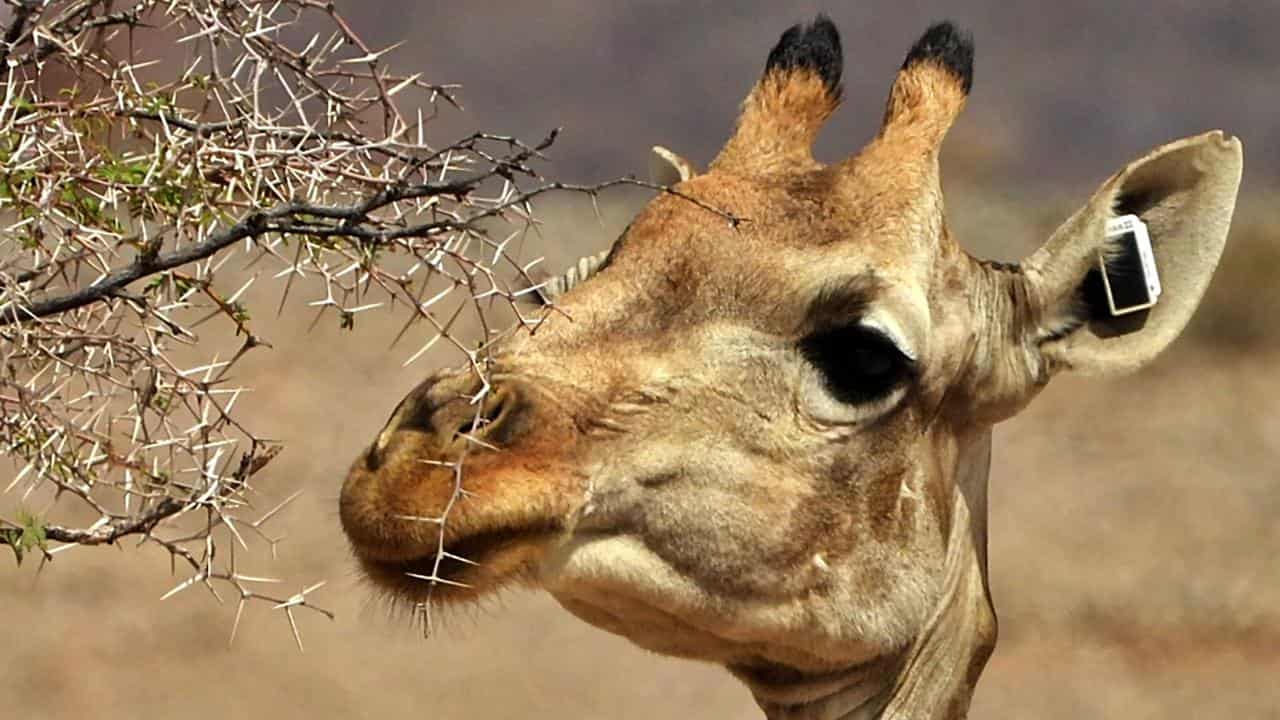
<box><xmin>877</xmin><ymin>530</ymin><xmax>996</xmax><ymax>719</ymax></box>
<box><xmin>736</xmin><ymin>657</ymin><xmax>897</xmax><ymax>720</ymax></box>
<box><xmin>746</xmin><ymin>548</ymin><xmax>995</xmax><ymax>720</ymax></box>
<box><xmin>749</xmin><ymin>432</ymin><xmax>997</xmax><ymax>720</ymax></box>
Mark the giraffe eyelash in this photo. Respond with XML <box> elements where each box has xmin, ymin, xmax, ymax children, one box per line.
<box><xmin>532</xmin><ymin>219</ymin><xmax>636</xmax><ymax>306</ymax></box>
<box><xmin>535</xmin><ymin>249</ymin><xmax>611</xmax><ymax>304</ymax></box>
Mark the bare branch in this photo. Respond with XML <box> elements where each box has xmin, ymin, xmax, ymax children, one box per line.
<box><xmin>41</xmin><ymin>497</ymin><xmax>185</xmax><ymax>545</ymax></box>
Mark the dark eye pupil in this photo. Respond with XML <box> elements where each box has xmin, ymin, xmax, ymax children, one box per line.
<box><xmin>850</xmin><ymin>346</ymin><xmax>894</xmax><ymax>377</ymax></box>
<box><xmin>800</xmin><ymin>325</ymin><xmax>908</xmax><ymax>405</ymax></box>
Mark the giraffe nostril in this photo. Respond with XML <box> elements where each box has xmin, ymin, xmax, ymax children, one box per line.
<box><xmin>373</xmin><ymin>376</ymin><xmax>442</xmax><ymax>453</ymax></box>
<box><xmin>363</xmin><ymin>443</ymin><xmax>384</xmax><ymax>471</ymax></box>
<box><xmin>368</xmin><ymin>376</ymin><xmax>521</xmax><ymax>464</ymax></box>
<box><xmin>453</xmin><ymin>388</ymin><xmax>513</xmax><ymax>441</ymax></box>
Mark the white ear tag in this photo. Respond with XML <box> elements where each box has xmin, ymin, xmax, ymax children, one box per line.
<box><xmin>1100</xmin><ymin>214</ymin><xmax>1161</xmax><ymax>316</ymax></box>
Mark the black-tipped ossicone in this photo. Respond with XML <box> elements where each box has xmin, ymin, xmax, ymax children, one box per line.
<box><xmin>903</xmin><ymin>21</ymin><xmax>975</xmax><ymax>93</ymax></box>
<box><xmin>764</xmin><ymin>14</ymin><xmax>843</xmax><ymax>99</ymax></box>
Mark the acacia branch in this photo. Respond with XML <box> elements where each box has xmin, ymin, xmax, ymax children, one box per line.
<box><xmin>41</xmin><ymin>497</ymin><xmax>186</xmax><ymax>545</ymax></box>
<box><xmin>1</xmin><ymin>216</ymin><xmax>264</xmax><ymax>325</ymax></box>
<box><xmin>1</xmin><ymin>173</ymin><xmax>744</xmax><ymax>326</ymax></box>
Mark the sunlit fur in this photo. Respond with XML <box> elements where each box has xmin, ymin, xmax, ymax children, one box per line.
<box><xmin>340</xmin><ymin>18</ymin><xmax>1242</xmax><ymax>720</ymax></box>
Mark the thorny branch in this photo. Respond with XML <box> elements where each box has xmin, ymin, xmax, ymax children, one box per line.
<box><xmin>0</xmin><ymin>0</ymin><xmax>739</xmax><ymax>644</ymax></box>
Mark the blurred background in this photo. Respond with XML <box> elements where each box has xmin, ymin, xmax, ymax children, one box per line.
<box><xmin>4</xmin><ymin>2</ymin><xmax>1278</xmax><ymax>718</ymax></box>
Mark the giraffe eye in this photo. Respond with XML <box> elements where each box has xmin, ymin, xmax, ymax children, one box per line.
<box><xmin>799</xmin><ymin>324</ymin><xmax>913</xmax><ymax>405</ymax></box>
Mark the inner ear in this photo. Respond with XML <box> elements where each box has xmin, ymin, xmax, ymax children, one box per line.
<box><xmin>1074</xmin><ymin>171</ymin><xmax>1200</xmax><ymax>337</ymax></box>
<box><xmin>1087</xmin><ymin>139</ymin><xmax>1230</xmax><ymax>335</ymax></box>
<box><xmin>1033</xmin><ymin>131</ymin><xmax>1243</xmax><ymax>375</ymax></box>
<box><xmin>1077</xmin><ymin>264</ymin><xmax>1150</xmax><ymax>339</ymax></box>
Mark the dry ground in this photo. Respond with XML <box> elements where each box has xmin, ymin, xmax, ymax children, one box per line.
<box><xmin>3</xmin><ymin>191</ymin><xmax>1278</xmax><ymax>719</ymax></box>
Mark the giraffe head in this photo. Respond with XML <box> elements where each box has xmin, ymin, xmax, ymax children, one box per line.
<box><xmin>340</xmin><ymin>17</ymin><xmax>1242</xmax><ymax>718</ymax></box>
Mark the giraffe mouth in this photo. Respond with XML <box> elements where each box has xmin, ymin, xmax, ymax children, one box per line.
<box><xmin>356</xmin><ymin>525</ymin><xmax>559</xmax><ymax>603</ymax></box>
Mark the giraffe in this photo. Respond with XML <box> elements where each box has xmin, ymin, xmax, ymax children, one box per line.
<box><xmin>339</xmin><ymin>17</ymin><xmax>1242</xmax><ymax>719</ymax></box>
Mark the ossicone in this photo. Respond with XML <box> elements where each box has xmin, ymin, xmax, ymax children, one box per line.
<box><xmin>712</xmin><ymin>15</ymin><xmax>844</xmax><ymax>174</ymax></box>
<box><xmin>879</xmin><ymin>21</ymin><xmax>975</xmax><ymax>149</ymax></box>
<box><xmin>764</xmin><ymin>14</ymin><xmax>843</xmax><ymax>103</ymax></box>
<box><xmin>901</xmin><ymin>21</ymin><xmax>974</xmax><ymax>95</ymax></box>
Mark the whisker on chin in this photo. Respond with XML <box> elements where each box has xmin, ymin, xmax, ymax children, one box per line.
<box><xmin>370</xmin><ymin>573</ymin><xmax>531</xmax><ymax>640</ymax></box>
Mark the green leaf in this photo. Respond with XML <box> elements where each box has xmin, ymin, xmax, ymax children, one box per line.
<box><xmin>12</xmin><ymin>96</ymin><xmax>35</xmax><ymax>117</ymax></box>
<box><xmin>0</xmin><ymin>528</ymin><xmax>22</xmax><ymax>565</ymax></box>
<box><xmin>3</xmin><ymin>510</ymin><xmax>50</xmax><ymax>566</ymax></box>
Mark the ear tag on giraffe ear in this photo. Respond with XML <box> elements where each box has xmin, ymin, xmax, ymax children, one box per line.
<box><xmin>1099</xmin><ymin>214</ymin><xmax>1162</xmax><ymax>316</ymax></box>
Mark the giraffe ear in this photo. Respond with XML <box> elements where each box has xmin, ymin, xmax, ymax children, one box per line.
<box><xmin>649</xmin><ymin>145</ymin><xmax>698</xmax><ymax>186</ymax></box>
<box><xmin>1021</xmin><ymin>130</ymin><xmax>1243</xmax><ymax>376</ymax></box>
